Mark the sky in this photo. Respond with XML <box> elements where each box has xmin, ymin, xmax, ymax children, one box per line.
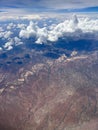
<box><xmin>0</xmin><ymin>1</ymin><xmax>98</xmax><ymax>52</ymax></box>
<box><xmin>0</xmin><ymin>0</ymin><xmax>98</xmax><ymax>14</ymax></box>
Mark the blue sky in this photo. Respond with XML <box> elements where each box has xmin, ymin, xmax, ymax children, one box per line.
<box><xmin>0</xmin><ymin>0</ymin><xmax>98</xmax><ymax>14</ymax></box>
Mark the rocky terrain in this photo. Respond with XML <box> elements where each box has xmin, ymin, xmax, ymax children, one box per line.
<box><xmin>0</xmin><ymin>41</ymin><xmax>98</xmax><ymax>130</ymax></box>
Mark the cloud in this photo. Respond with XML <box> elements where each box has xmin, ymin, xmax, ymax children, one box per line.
<box><xmin>1</xmin><ymin>14</ymin><xmax>98</xmax><ymax>52</ymax></box>
<box><xmin>3</xmin><ymin>36</ymin><xmax>23</xmax><ymax>50</ymax></box>
<box><xmin>21</xmin><ymin>15</ymin><xmax>41</xmax><ymax>20</ymax></box>
<box><xmin>0</xmin><ymin>0</ymin><xmax>98</xmax><ymax>12</ymax></box>
<box><xmin>19</xmin><ymin>21</ymin><xmax>38</xmax><ymax>39</ymax></box>
<box><xmin>47</xmin><ymin>14</ymin><xmax>80</xmax><ymax>42</ymax></box>
<box><xmin>0</xmin><ymin>31</ymin><xmax>13</xmax><ymax>39</ymax></box>
<box><xmin>38</xmin><ymin>0</ymin><xmax>98</xmax><ymax>10</ymax></box>
<box><xmin>17</xmin><ymin>24</ymin><xmax>26</xmax><ymax>30</ymax></box>
<box><xmin>19</xmin><ymin>14</ymin><xmax>98</xmax><ymax>44</ymax></box>
<box><xmin>0</xmin><ymin>9</ymin><xmax>41</xmax><ymax>21</ymax></box>
<box><xmin>4</xmin><ymin>40</ymin><xmax>13</xmax><ymax>50</ymax></box>
<box><xmin>7</xmin><ymin>23</ymin><xmax>16</xmax><ymax>30</ymax></box>
<box><xmin>4</xmin><ymin>31</ymin><xmax>13</xmax><ymax>39</ymax></box>
<box><xmin>19</xmin><ymin>21</ymin><xmax>49</xmax><ymax>44</ymax></box>
<box><xmin>36</xmin><ymin>27</ymin><xmax>48</xmax><ymax>44</ymax></box>
<box><xmin>14</xmin><ymin>37</ymin><xmax>23</xmax><ymax>46</ymax></box>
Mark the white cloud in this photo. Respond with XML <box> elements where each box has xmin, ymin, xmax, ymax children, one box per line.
<box><xmin>0</xmin><ymin>10</ymin><xmax>42</xmax><ymax>21</ymax></box>
<box><xmin>19</xmin><ymin>21</ymin><xmax>48</xmax><ymax>44</ymax></box>
<box><xmin>36</xmin><ymin>27</ymin><xmax>48</xmax><ymax>44</ymax></box>
<box><xmin>0</xmin><ymin>31</ymin><xmax>13</xmax><ymax>39</ymax></box>
<box><xmin>1</xmin><ymin>14</ymin><xmax>98</xmax><ymax>52</ymax></box>
<box><xmin>32</xmin><ymin>0</ymin><xmax>98</xmax><ymax>10</ymax></box>
<box><xmin>14</xmin><ymin>37</ymin><xmax>23</xmax><ymax>45</ymax></box>
<box><xmin>4</xmin><ymin>40</ymin><xmax>13</xmax><ymax>50</ymax></box>
<box><xmin>47</xmin><ymin>14</ymin><xmax>80</xmax><ymax>42</ymax></box>
<box><xmin>21</xmin><ymin>15</ymin><xmax>41</xmax><ymax>20</ymax></box>
<box><xmin>19</xmin><ymin>14</ymin><xmax>98</xmax><ymax>44</ymax></box>
<box><xmin>7</xmin><ymin>23</ymin><xmax>16</xmax><ymax>30</ymax></box>
<box><xmin>19</xmin><ymin>21</ymin><xmax>38</xmax><ymax>39</ymax></box>
<box><xmin>17</xmin><ymin>24</ymin><xmax>26</xmax><ymax>29</ymax></box>
<box><xmin>4</xmin><ymin>31</ymin><xmax>13</xmax><ymax>39</ymax></box>
<box><xmin>3</xmin><ymin>36</ymin><xmax>23</xmax><ymax>51</ymax></box>
<box><xmin>0</xmin><ymin>11</ymin><xmax>20</xmax><ymax>21</ymax></box>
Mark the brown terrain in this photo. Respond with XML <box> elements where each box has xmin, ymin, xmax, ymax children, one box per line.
<box><xmin>0</xmin><ymin>48</ymin><xmax>98</xmax><ymax>130</ymax></box>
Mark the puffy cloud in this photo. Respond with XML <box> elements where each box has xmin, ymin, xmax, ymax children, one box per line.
<box><xmin>1</xmin><ymin>14</ymin><xmax>98</xmax><ymax>52</ymax></box>
<box><xmin>0</xmin><ymin>31</ymin><xmax>13</xmax><ymax>39</ymax></box>
<box><xmin>14</xmin><ymin>37</ymin><xmax>23</xmax><ymax>45</ymax></box>
<box><xmin>19</xmin><ymin>21</ymin><xmax>38</xmax><ymax>39</ymax></box>
<box><xmin>4</xmin><ymin>31</ymin><xmax>13</xmax><ymax>39</ymax></box>
<box><xmin>19</xmin><ymin>14</ymin><xmax>98</xmax><ymax>44</ymax></box>
<box><xmin>47</xmin><ymin>14</ymin><xmax>80</xmax><ymax>42</ymax></box>
<box><xmin>17</xmin><ymin>24</ymin><xmax>26</xmax><ymax>30</ymax></box>
<box><xmin>19</xmin><ymin>21</ymin><xmax>48</xmax><ymax>44</ymax></box>
<box><xmin>48</xmin><ymin>14</ymin><xmax>98</xmax><ymax>42</ymax></box>
<box><xmin>4</xmin><ymin>40</ymin><xmax>13</xmax><ymax>50</ymax></box>
<box><xmin>3</xmin><ymin>37</ymin><xmax>23</xmax><ymax>51</ymax></box>
<box><xmin>7</xmin><ymin>23</ymin><xmax>16</xmax><ymax>30</ymax></box>
<box><xmin>36</xmin><ymin>27</ymin><xmax>48</xmax><ymax>44</ymax></box>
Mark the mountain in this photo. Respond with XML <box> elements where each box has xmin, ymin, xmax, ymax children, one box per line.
<box><xmin>0</xmin><ymin>42</ymin><xmax>98</xmax><ymax>130</ymax></box>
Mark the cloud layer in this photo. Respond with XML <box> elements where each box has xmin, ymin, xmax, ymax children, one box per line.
<box><xmin>0</xmin><ymin>0</ymin><xmax>98</xmax><ymax>10</ymax></box>
<box><xmin>0</xmin><ymin>14</ymin><xmax>98</xmax><ymax>51</ymax></box>
<box><xmin>19</xmin><ymin>14</ymin><xmax>98</xmax><ymax>44</ymax></box>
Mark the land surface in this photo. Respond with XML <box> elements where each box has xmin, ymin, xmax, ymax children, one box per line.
<box><xmin>0</xmin><ymin>42</ymin><xmax>98</xmax><ymax>130</ymax></box>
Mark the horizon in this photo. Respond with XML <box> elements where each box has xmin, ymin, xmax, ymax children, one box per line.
<box><xmin>0</xmin><ymin>0</ymin><xmax>98</xmax><ymax>18</ymax></box>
